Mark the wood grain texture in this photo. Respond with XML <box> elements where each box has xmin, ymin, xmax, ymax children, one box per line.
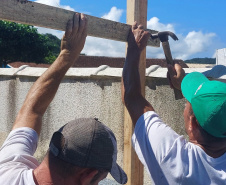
<box><xmin>123</xmin><ymin>0</ymin><xmax>147</xmax><ymax>185</ymax></box>
<box><xmin>0</xmin><ymin>0</ymin><xmax>160</xmax><ymax>47</ymax></box>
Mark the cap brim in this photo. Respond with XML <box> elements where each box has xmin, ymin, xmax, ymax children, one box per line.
<box><xmin>181</xmin><ymin>72</ymin><xmax>209</xmax><ymax>102</ymax></box>
<box><xmin>110</xmin><ymin>162</ymin><xmax>127</xmax><ymax>184</ymax></box>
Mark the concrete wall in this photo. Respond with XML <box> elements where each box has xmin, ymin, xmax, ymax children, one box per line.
<box><xmin>0</xmin><ymin>66</ymin><xmax>225</xmax><ymax>184</ymax></box>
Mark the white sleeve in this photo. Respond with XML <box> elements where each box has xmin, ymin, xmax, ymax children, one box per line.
<box><xmin>0</xmin><ymin>128</ymin><xmax>39</xmax><ymax>185</ymax></box>
<box><xmin>132</xmin><ymin>111</ymin><xmax>181</xmax><ymax>165</ymax></box>
<box><xmin>0</xmin><ymin>127</ymin><xmax>39</xmax><ymax>161</ymax></box>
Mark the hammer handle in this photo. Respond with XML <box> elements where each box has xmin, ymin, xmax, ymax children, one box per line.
<box><xmin>162</xmin><ymin>41</ymin><xmax>174</xmax><ymax>65</ymax></box>
<box><xmin>161</xmin><ymin>41</ymin><xmax>183</xmax><ymax>100</ymax></box>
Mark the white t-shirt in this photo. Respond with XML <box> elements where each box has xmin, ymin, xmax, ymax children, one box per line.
<box><xmin>0</xmin><ymin>127</ymin><xmax>39</xmax><ymax>185</ymax></box>
<box><xmin>132</xmin><ymin>111</ymin><xmax>226</xmax><ymax>185</ymax></box>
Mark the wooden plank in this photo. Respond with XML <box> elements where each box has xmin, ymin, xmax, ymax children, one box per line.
<box><xmin>123</xmin><ymin>0</ymin><xmax>147</xmax><ymax>185</ymax></box>
<box><xmin>0</xmin><ymin>0</ymin><xmax>160</xmax><ymax>47</ymax></box>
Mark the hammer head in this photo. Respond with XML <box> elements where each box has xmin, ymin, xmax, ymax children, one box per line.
<box><xmin>151</xmin><ymin>31</ymin><xmax>178</xmax><ymax>42</ymax></box>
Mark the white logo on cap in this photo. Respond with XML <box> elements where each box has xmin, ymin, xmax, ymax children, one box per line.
<box><xmin>194</xmin><ymin>83</ymin><xmax>204</xmax><ymax>95</ymax></box>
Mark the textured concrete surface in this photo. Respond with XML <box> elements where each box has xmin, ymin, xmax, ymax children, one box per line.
<box><xmin>0</xmin><ymin>66</ymin><xmax>225</xmax><ymax>184</ymax></box>
<box><xmin>0</xmin><ymin>74</ymin><xmax>124</xmax><ymax>184</ymax></box>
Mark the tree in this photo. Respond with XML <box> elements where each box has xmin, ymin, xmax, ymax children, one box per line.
<box><xmin>0</xmin><ymin>20</ymin><xmax>60</xmax><ymax>67</ymax></box>
<box><xmin>43</xmin><ymin>33</ymin><xmax>61</xmax><ymax>63</ymax></box>
<box><xmin>184</xmin><ymin>58</ymin><xmax>216</xmax><ymax>64</ymax></box>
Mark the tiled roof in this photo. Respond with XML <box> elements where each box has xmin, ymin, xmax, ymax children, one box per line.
<box><xmin>9</xmin><ymin>56</ymin><xmax>188</xmax><ymax>68</ymax></box>
<box><xmin>9</xmin><ymin>62</ymin><xmax>50</xmax><ymax>68</ymax></box>
<box><xmin>73</xmin><ymin>56</ymin><xmax>188</xmax><ymax>68</ymax></box>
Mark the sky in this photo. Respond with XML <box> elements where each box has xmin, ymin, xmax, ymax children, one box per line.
<box><xmin>32</xmin><ymin>0</ymin><xmax>226</xmax><ymax>60</ymax></box>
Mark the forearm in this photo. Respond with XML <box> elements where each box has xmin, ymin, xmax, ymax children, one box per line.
<box><xmin>122</xmin><ymin>22</ymin><xmax>156</xmax><ymax>124</ymax></box>
<box><xmin>13</xmin><ymin>52</ymin><xmax>75</xmax><ymax>133</ymax></box>
<box><xmin>122</xmin><ymin>47</ymin><xmax>141</xmax><ymax>102</ymax></box>
<box><xmin>12</xmin><ymin>13</ymin><xmax>87</xmax><ymax>135</ymax></box>
<box><xmin>122</xmin><ymin>47</ymin><xmax>153</xmax><ymax>124</ymax></box>
<box><xmin>26</xmin><ymin>52</ymin><xmax>74</xmax><ymax>112</ymax></box>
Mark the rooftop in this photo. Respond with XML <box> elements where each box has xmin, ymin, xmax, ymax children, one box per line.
<box><xmin>8</xmin><ymin>56</ymin><xmax>188</xmax><ymax>68</ymax></box>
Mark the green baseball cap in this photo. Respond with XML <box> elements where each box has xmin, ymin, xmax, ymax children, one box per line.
<box><xmin>181</xmin><ymin>72</ymin><xmax>226</xmax><ymax>138</ymax></box>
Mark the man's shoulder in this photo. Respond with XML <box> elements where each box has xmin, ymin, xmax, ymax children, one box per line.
<box><xmin>0</xmin><ymin>166</ymin><xmax>36</xmax><ymax>185</ymax></box>
<box><xmin>135</xmin><ymin>111</ymin><xmax>171</xmax><ymax>134</ymax></box>
<box><xmin>0</xmin><ymin>127</ymin><xmax>39</xmax><ymax>185</ymax></box>
<box><xmin>1</xmin><ymin>127</ymin><xmax>38</xmax><ymax>149</ymax></box>
<box><xmin>135</xmin><ymin>111</ymin><xmax>162</xmax><ymax>125</ymax></box>
<box><xmin>0</xmin><ymin>127</ymin><xmax>39</xmax><ymax>165</ymax></box>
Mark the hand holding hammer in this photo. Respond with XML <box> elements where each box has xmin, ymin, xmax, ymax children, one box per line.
<box><xmin>151</xmin><ymin>31</ymin><xmax>184</xmax><ymax>99</ymax></box>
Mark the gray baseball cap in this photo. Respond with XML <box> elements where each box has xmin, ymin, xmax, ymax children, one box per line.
<box><xmin>49</xmin><ymin>118</ymin><xmax>127</xmax><ymax>184</ymax></box>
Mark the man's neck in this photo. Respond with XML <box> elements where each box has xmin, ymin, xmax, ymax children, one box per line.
<box><xmin>201</xmin><ymin>144</ymin><xmax>226</xmax><ymax>158</ymax></box>
<box><xmin>33</xmin><ymin>163</ymin><xmax>58</xmax><ymax>185</ymax></box>
<box><xmin>33</xmin><ymin>159</ymin><xmax>75</xmax><ymax>185</ymax></box>
<box><xmin>189</xmin><ymin>138</ymin><xmax>226</xmax><ymax>158</ymax></box>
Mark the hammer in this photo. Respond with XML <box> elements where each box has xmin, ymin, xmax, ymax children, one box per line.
<box><xmin>151</xmin><ymin>31</ymin><xmax>183</xmax><ymax>99</ymax></box>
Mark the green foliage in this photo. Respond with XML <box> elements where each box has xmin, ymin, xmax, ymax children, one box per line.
<box><xmin>184</xmin><ymin>58</ymin><xmax>216</xmax><ymax>64</ymax></box>
<box><xmin>0</xmin><ymin>20</ymin><xmax>61</xmax><ymax>66</ymax></box>
<box><xmin>44</xmin><ymin>55</ymin><xmax>57</xmax><ymax>64</ymax></box>
<box><xmin>43</xmin><ymin>33</ymin><xmax>61</xmax><ymax>63</ymax></box>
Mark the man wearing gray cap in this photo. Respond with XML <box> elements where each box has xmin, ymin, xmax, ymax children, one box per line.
<box><xmin>0</xmin><ymin>13</ymin><xmax>127</xmax><ymax>185</ymax></box>
<box><xmin>122</xmin><ymin>22</ymin><xmax>226</xmax><ymax>184</ymax></box>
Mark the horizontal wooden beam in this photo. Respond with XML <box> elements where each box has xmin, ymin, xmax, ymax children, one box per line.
<box><xmin>0</xmin><ymin>0</ymin><xmax>160</xmax><ymax>47</ymax></box>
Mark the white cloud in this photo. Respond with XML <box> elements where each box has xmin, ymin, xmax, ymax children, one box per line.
<box><xmin>147</xmin><ymin>17</ymin><xmax>216</xmax><ymax>60</ymax></box>
<box><xmin>184</xmin><ymin>31</ymin><xmax>216</xmax><ymax>54</ymax></box>
<box><xmin>35</xmin><ymin>0</ymin><xmax>74</xmax><ymax>11</ymax></box>
<box><xmin>33</xmin><ymin>3</ymin><xmax>126</xmax><ymax>57</ymax></box>
<box><xmin>102</xmin><ymin>7</ymin><xmax>123</xmax><ymax>22</ymax></box>
<box><xmin>36</xmin><ymin>27</ymin><xmax>64</xmax><ymax>39</ymax></box>
<box><xmin>82</xmin><ymin>7</ymin><xmax>125</xmax><ymax>56</ymax></box>
<box><xmin>83</xmin><ymin>15</ymin><xmax>217</xmax><ymax>59</ymax></box>
<box><xmin>170</xmin><ymin>31</ymin><xmax>216</xmax><ymax>60</ymax></box>
<box><xmin>33</xmin><ymin>4</ymin><xmax>126</xmax><ymax>58</ymax></box>
<box><xmin>147</xmin><ymin>17</ymin><xmax>175</xmax><ymax>33</ymax></box>
<box><xmin>82</xmin><ymin>37</ymin><xmax>125</xmax><ymax>57</ymax></box>
<box><xmin>32</xmin><ymin>3</ymin><xmax>217</xmax><ymax>60</ymax></box>
<box><xmin>34</xmin><ymin>0</ymin><xmax>74</xmax><ymax>39</ymax></box>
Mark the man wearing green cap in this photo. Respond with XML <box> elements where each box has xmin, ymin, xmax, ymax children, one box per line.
<box><xmin>122</xmin><ymin>22</ymin><xmax>226</xmax><ymax>184</ymax></box>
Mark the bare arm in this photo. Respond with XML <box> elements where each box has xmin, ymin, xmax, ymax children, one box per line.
<box><xmin>122</xmin><ymin>23</ymin><xmax>154</xmax><ymax>126</ymax></box>
<box><xmin>12</xmin><ymin>13</ymin><xmax>87</xmax><ymax>135</ymax></box>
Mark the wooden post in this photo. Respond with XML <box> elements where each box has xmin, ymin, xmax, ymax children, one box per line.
<box><xmin>124</xmin><ymin>0</ymin><xmax>147</xmax><ymax>184</ymax></box>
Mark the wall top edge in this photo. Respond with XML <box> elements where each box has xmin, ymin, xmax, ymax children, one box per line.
<box><xmin>0</xmin><ymin>65</ymin><xmax>225</xmax><ymax>80</ymax></box>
